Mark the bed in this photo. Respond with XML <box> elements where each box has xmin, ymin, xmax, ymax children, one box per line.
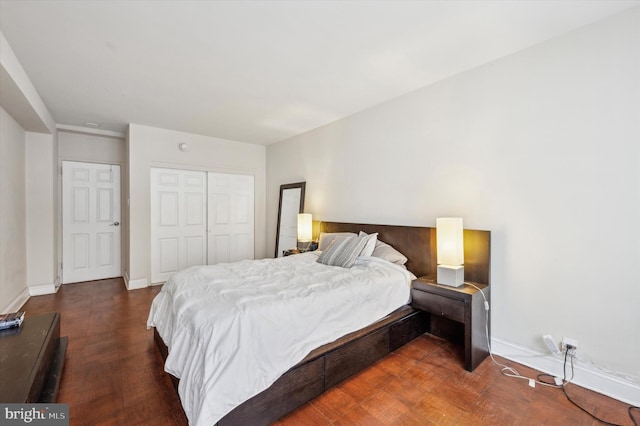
<box><xmin>150</xmin><ymin>221</ymin><xmax>490</xmax><ymax>425</ymax></box>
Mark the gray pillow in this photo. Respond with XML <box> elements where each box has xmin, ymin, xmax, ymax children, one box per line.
<box><xmin>357</xmin><ymin>231</ymin><xmax>408</xmax><ymax>265</ymax></box>
<box><xmin>318</xmin><ymin>232</ymin><xmax>357</xmax><ymax>251</ymax></box>
<box><xmin>317</xmin><ymin>235</ymin><xmax>368</xmax><ymax>268</ymax></box>
<box><xmin>372</xmin><ymin>240</ymin><xmax>408</xmax><ymax>265</ymax></box>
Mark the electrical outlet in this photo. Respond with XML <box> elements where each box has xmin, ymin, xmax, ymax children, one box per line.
<box><xmin>561</xmin><ymin>337</ymin><xmax>579</xmax><ymax>356</ymax></box>
<box><xmin>543</xmin><ymin>334</ymin><xmax>560</xmax><ymax>354</ymax></box>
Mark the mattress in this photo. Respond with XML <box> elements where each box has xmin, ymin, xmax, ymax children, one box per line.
<box><xmin>147</xmin><ymin>251</ymin><xmax>411</xmax><ymax>426</ymax></box>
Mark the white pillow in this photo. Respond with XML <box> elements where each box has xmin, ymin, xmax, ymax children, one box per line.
<box><xmin>318</xmin><ymin>232</ymin><xmax>357</xmax><ymax>251</ymax></box>
<box><xmin>358</xmin><ymin>231</ymin><xmax>378</xmax><ymax>257</ymax></box>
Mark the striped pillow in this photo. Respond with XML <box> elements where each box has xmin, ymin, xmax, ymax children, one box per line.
<box><xmin>317</xmin><ymin>235</ymin><xmax>368</xmax><ymax>268</ymax></box>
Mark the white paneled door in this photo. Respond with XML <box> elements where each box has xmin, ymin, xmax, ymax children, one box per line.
<box><xmin>62</xmin><ymin>161</ymin><xmax>121</xmax><ymax>284</ymax></box>
<box><xmin>207</xmin><ymin>173</ymin><xmax>255</xmax><ymax>264</ymax></box>
<box><xmin>150</xmin><ymin>168</ymin><xmax>207</xmax><ymax>284</ymax></box>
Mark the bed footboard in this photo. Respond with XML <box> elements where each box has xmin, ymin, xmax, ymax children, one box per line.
<box><xmin>153</xmin><ymin>306</ymin><xmax>429</xmax><ymax>425</ymax></box>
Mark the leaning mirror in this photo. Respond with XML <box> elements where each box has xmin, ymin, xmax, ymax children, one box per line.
<box><xmin>275</xmin><ymin>182</ymin><xmax>306</xmax><ymax>257</ymax></box>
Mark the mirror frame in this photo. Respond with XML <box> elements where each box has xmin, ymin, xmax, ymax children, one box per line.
<box><xmin>275</xmin><ymin>182</ymin><xmax>306</xmax><ymax>257</ymax></box>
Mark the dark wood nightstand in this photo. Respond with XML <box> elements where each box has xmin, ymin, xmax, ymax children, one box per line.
<box><xmin>283</xmin><ymin>246</ymin><xmax>317</xmax><ymax>257</ymax></box>
<box><xmin>411</xmin><ymin>276</ymin><xmax>490</xmax><ymax>372</ymax></box>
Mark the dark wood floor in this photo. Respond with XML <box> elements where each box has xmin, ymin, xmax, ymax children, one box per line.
<box><xmin>20</xmin><ymin>278</ymin><xmax>635</xmax><ymax>425</ymax></box>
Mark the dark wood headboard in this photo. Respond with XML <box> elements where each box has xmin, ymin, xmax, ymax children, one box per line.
<box><xmin>319</xmin><ymin>222</ymin><xmax>491</xmax><ymax>285</ymax></box>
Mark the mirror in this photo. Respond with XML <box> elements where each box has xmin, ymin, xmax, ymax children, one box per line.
<box><xmin>275</xmin><ymin>182</ymin><xmax>306</xmax><ymax>257</ymax></box>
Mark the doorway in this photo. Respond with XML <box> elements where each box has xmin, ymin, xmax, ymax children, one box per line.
<box><xmin>62</xmin><ymin>161</ymin><xmax>121</xmax><ymax>284</ymax></box>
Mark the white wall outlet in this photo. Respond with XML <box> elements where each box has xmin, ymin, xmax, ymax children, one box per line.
<box><xmin>561</xmin><ymin>337</ymin><xmax>579</xmax><ymax>356</ymax></box>
<box><xmin>543</xmin><ymin>334</ymin><xmax>560</xmax><ymax>354</ymax></box>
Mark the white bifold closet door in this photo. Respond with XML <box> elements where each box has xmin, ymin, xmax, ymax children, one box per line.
<box><xmin>207</xmin><ymin>172</ymin><xmax>254</xmax><ymax>264</ymax></box>
<box><xmin>150</xmin><ymin>168</ymin><xmax>207</xmax><ymax>284</ymax></box>
<box><xmin>150</xmin><ymin>168</ymin><xmax>254</xmax><ymax>284</ymax></box>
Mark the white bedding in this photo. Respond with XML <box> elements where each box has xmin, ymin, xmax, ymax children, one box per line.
<box><xmin>147</xmin><ymin>251</ymin><xmax>411</xmax><ymax>426</ymax></box>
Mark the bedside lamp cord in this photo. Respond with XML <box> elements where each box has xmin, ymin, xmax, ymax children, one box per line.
<box><xmin>466</xmin><ymin>283</ymin><xmax>639</xmax><ymax>426</ymax></box>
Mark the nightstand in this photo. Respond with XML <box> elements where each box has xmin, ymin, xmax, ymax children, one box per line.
<box><xmin>411</xmin><ymin>276</ymin><xmax>490</xmax><ymax>372</ymax></box>
<box><xmin>283</xmin><ymin>245</ymin><xmax>317</xmax><ymax>257</ymax></box>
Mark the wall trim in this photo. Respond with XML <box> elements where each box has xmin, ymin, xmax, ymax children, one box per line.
<box><xmin>28</xmin><ymin>283</ymin><xmax>56</xmax><ymax>296</ymax></box>
<box><xmin>2</xmin><ymin>288</ymin><xmax>30</xmax><ymax>314</ymax></box>
<box><xmin>492</xmin><ymin>337</ymin><xmax>640</xmax><ymax>406</ymax></box>
<box><xmin>125</xmin><ymin>274</ymin><xmax>148</xmax><ymax>290</ymax></box>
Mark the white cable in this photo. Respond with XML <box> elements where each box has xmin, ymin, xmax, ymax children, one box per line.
<box><xmin>466</xmin><ymin>282</ymin><xmax>487</xmax><ymax>304</ymax></box>
<box><xmin>468</xmin><ymin>282</ymin><xmax>562</xmax><ymax>388</ymax></box>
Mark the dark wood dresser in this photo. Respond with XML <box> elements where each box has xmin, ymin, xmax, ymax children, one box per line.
<box><xmin>0</xmin><ymin>312</ymin><xmax>68</xmax><ymax>402</ymax></box>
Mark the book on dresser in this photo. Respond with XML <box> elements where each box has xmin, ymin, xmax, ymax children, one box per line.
<box><xmin>0</xmin><ymin>311</ymin><xmax>26</xmax><ymax>330</ymax></box>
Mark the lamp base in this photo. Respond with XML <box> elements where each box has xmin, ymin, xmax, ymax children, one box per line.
<box><xmin>437</xmin><ymin>265</ymin><xmax>464</xmax><ymax>287</ymax></box>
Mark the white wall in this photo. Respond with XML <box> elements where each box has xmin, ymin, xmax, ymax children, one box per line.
<box><xmin>127</xmin><ymin>124</ymin><xmax>266</xmax><ymax>288</ymax></box>
<box><xmin>52</xmin><ymin>130</ymin><xmax>60</xmax><ymax>286</ymax></box>
<box><xmin>25</xmin><ymin>132</ymin><xmax>57</xmax><ymax>290</ymax></box>
<box><xmin>267</xmin><ymin>8</ymin><xmax>640</xmax><ymax>401</ymax></box>
<box><xmin>1</xmin><ymin>30</ymin><xmax>57</xmax><ymax>302</ymax></box>
<box><xmin>58</xmin><ymin>130</ymin><xmax>125</xmax><ymax>164</ymax></box>
<box><xmin>0</xmin><ymin>107</ymin><xmax>28</xmax><ymax>312</ymax></box>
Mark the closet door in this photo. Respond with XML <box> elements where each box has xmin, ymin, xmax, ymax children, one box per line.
<box><xmin>150</xmin><ymin>168</ymin><xmax>207</xmax><ymax>284</ymax></box>
<box><xmin>207</xmin><ymin>173</ymin><xmax>255</xmax><ymax>264</ymax></box>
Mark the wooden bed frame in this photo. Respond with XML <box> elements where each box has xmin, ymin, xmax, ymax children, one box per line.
<box><xmin>153</xmin><ymin>221</ymin><xmax>490</xmax><ymax>425</ymax></box>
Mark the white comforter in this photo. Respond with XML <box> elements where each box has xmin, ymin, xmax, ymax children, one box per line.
<box><xmin>147</xmin><ymin>251</ymin><xmax>411</xmax><ymax>426</ymax></box>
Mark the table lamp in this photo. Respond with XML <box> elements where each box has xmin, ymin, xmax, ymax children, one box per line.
<box><xmin>436</xmin><ymin>217</ymin><xmax>464</xmax><ymax>286</ymax></box>
<box><xmin>297</xmin><ymin>213</ymin><xmax>313</xmax><ymax>251</ymax></box>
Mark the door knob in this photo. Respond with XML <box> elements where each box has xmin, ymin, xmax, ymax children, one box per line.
<box><xmin>111</xmin><ymin>221</ymin><xmax>120</xmax><ymax>226</ymax></box>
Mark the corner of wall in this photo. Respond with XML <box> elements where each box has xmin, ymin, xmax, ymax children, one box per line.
<box><xmin>28</xmin><ymin>283</ymin><xmax>56</xmax><ymax>296</ymax></box>
<box><xmin>1</xmin><ymin>288</ymin><xmax>29</xmax><ymax>314</ymax></box>
<box><xmin>124</xmin><ymin>272</ymin><xmax>148</xmax><ymax>291</ymax></box>
<box><xmin>0</xmin><ymin>30</ymin><xmax>56</xmax><ymax>133</ymax></box>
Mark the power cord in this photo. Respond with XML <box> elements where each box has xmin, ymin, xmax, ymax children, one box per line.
<box><xmin>555</xmin><ymin>348</ymin><xmax>639</xmax><ymax>426</ymax></box>
<box><xmin>467</xmin><ymin>283</ymin><xmax>561</xmax><ymax>389</ymax></box>
<box><xmin>470</xmin><ymin>282</ymin><xmax>640</xmax><ymax>425</ymax></box>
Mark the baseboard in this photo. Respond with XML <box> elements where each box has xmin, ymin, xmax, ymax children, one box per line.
<box><xmin>29</xmin><ymin>283</ymin><xmax>57</xmax><ymax>296</ymax></box>
<box><xmin>2</xmin><ymin>288</ymin><xmax>30</xmax><ymax>314</ymax></box>
<box><xmin>492</xmin><ymin>337</ymin><xmax>640</xmax><ymax>406</ymax></box>
<box><xmin>125</xmin><ymin>275</ymin><xmax>148</xmax><ymax>290</ymax></box>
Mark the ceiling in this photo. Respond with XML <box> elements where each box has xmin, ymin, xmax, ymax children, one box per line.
<box><xmin>0</xmin><ymin>1</ymin><xmax>637</xmax><ymax>145</ymax></box>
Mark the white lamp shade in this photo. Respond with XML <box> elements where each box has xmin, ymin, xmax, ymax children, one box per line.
<box><xmin>436</xmin><ymin>217</ymin><xmax>464</xmax><ymax>266</ymax></box>
<box><xmin>297</xmin><ymin>213</ymin><xmax>313</xmax><ymax>242</ymax></box>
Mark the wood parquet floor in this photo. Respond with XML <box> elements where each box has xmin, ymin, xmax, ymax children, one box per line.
<box><xmin>20</xmin><ymin>278</ymin><xmax>636</xmax><ymax>425</ymax></box>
